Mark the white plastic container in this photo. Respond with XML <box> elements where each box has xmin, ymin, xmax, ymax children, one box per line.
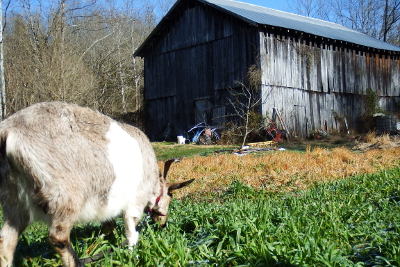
<box><xmin>177</xmin><ymin>136</ymin><xmax>186</xmax><ymax>144</ymax></box>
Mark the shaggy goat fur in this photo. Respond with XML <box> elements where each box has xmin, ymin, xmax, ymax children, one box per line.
<box><xmin>0</xmin><ymin>102</ymin><xmax>193</xmax><ymax>267</ymax></box>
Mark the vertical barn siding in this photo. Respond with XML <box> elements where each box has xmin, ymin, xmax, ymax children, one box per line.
<box><xmin>262</xmin><ymin>86</ymin><xmax>367</xmax><ymax>137</ymax></box>
<box><xmin>144</xmin><ymin>2</ymin><xmax>259</xmax><ymax>139</ymax></box>
<box><xmin>260</xmin><ymin>29</ymin><xmax>400</xmax><ymax>137</ymax></box>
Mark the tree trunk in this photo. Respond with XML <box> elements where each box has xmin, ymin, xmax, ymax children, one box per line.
<box><xmin>0</xmin><ymin>0</ymin><xmax>6</xmax><ymax>119</ymax></box>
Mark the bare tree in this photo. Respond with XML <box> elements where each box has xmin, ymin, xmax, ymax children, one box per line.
<box><xmin>381</xmin><ymin>0</ymin><xmax>400</xmax><ymax>42</ymax></box>
<box><xmin>331</xmin><ymin>0</ymin><xmax>382</xmax><ymax>38</ymax></box>
<box><xmin>0</xmin><ymin>0</ymin><xmax>5</xmax><ymax>119</ymax></box>
<box><xmin>3</xmin><ymin>0</ymin><xmax>100</xmax><ymax>114</ymax></box>
<box><xmin>289</xmin><ymin>0</ymin><xmax>329</xmax><ymax>20</ymax></box>
<box><xmin>226</xmin><ymin>65</ymin><xmax>265</xmax><ymax>148</ymax></box>
<box><xmin>73</xmin><ymin>1</ymin><xmax>154</xmax><ymax>115</ymax></box>
<box><xmin>4</xmin><ymin>0</ymin><xmax>155</xmax><ymax>117</ymax></box>
<box><xmin>155</xmin><ymin>0</ymin><xmax>175</xmax><ymax>17</ymax></box>
<box><xmin>288</xmin><ymin>0</ymin><xmax>400</xmax><ymax>45</ymax></box>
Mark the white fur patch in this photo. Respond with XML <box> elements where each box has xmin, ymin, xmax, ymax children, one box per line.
<box><xmin>78</xmin><ymin>122</ymin><xmax>143</xmax><ymax>222</ymax></box>
<box><xmin>127</xmin><ymin>230</ymin><xmax>139</xmax><ymax>248</ymax></box>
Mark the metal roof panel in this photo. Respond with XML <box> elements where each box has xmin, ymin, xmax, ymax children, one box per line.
<box><xmin>204</xmin><ymin>0</ymin><xmax>400</xmax><ymax>51</ymax></box>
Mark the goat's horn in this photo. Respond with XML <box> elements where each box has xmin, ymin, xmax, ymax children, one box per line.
<box><xmin>163</xmin><ymin>158</ymin><xmax>180</xmax><ymax>179</ymax></box>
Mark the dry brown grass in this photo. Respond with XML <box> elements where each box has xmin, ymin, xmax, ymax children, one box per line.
<box><xmin>161</xmin><ymin>134</ymin><xmax>400</xmax><ymax>199</ymax></box>
<box><xmin>354</xmin><ymin>132</ymin><xmax>400</xmax><ymax>150</ymax></box>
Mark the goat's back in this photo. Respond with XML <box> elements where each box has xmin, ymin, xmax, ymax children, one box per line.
<box><xmin>0</xmin><ymin>102</ymin><xmax>159</xmax><ymax>224</ymax></box>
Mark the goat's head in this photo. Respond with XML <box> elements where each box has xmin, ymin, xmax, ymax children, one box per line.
<box><xmin>149</xmin><ymin>159</ymin><xmax>194</xmax><ymax>227</ymax></box>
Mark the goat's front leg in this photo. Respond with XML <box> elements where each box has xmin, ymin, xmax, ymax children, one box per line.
<box><xmin>49</xmin><ymin>222</ymin><xmax>82</xmax><ymax>267</ymax></box>
<box><xmin>123</xmin><ymin>212</ymin><xmax>142</xmax><ymax>249</ymax></box>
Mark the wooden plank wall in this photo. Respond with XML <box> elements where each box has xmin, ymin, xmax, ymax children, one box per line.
<box><xmin>260</xmin><ymin>29</ymin><xmax>400</xmax><ymax>137</ymax></box>
<box><xmin>144</xmin><ymin>2</ymin><xmax>258</xmax><ymax>139</ymax></box>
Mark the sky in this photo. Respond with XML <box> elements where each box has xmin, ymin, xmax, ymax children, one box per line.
<box><xmin>154</xmin><ymin>0</ymin><xmax>292</xmax><ymax>18</ymax></box>
<box><xmin>227</xmin><ymin>0</ymin><xmax>290</xmax><ymax>12</ymax></box>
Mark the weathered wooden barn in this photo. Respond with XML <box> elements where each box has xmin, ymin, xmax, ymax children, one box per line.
<box><xmin>134</xmin><ymin>0</ymin><xmax>400</xmax><ymax>140</ymax></box>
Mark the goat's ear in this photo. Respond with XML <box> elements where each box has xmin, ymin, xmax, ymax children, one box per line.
<box><xmin>163</xmin><ymin>158</ymin><xmax>180</xmax><ymax>180</ymax></box>
<box><xmin>167</xmin><ymin>179</ymin><xmax>195</xmax><ymax>193</ymax></box>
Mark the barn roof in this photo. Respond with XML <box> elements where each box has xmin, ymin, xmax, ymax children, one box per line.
<box><xmin>134</xmin><ymin>0</ymin><xmax>400</xmax><ymax>56</ymax></box>
<box><xmin>203</xmin><ymin>0</ymin><xmax>400</xmax><ymax>52</ymax></box>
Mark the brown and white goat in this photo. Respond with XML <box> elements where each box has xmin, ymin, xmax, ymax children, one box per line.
<box><xmin>0</xmin><ymin>102</ymin><xmax>194</xmax><ymax>267</ymax></box>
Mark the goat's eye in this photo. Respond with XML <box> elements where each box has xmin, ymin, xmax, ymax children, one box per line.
<box><xmin>168</xmin><ymin>193</ymin><xmax>173</xmax><ymax>197</ymax></box>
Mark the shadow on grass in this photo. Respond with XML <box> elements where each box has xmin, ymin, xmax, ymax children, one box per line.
<box><xmin>15</xmin><ymin>223</ymin><xmax>114</xmax><ymax>265</ymax></box>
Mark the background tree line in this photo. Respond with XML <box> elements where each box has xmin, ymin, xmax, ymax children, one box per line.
<box><xmin>1</xmin><ymin>0</ymin><xmax>400</xmax><ymax>121</ymax></box>
<box><xmin>2</xmin><ymin>0</ymin><xmax>174</xmax><ymax>119</ymax></box>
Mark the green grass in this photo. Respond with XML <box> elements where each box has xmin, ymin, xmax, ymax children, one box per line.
<box><xmin>151</xmin><ymin>136</ymin><xmax>356</xmax><ymax>161</ymax></box>
<box><xmin>7</xmin><ymin>167</ymin><xmax>400</xmax><ymax>266</ymax></box>
<box><xmin>152</xmin><ymin>142</ymin><xmax>234</xmax><ymax>161</ymax></box>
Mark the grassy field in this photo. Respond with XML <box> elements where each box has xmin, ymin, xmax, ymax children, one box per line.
<box><xmin>155</xmin><ymin>135</ymin><xmax>400</xmax><ymax>200</ymax></box>
<box><xmin>5</xmin><ymin>134</ymin><xmax>400</xmax><ymax>266</ymax></box>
